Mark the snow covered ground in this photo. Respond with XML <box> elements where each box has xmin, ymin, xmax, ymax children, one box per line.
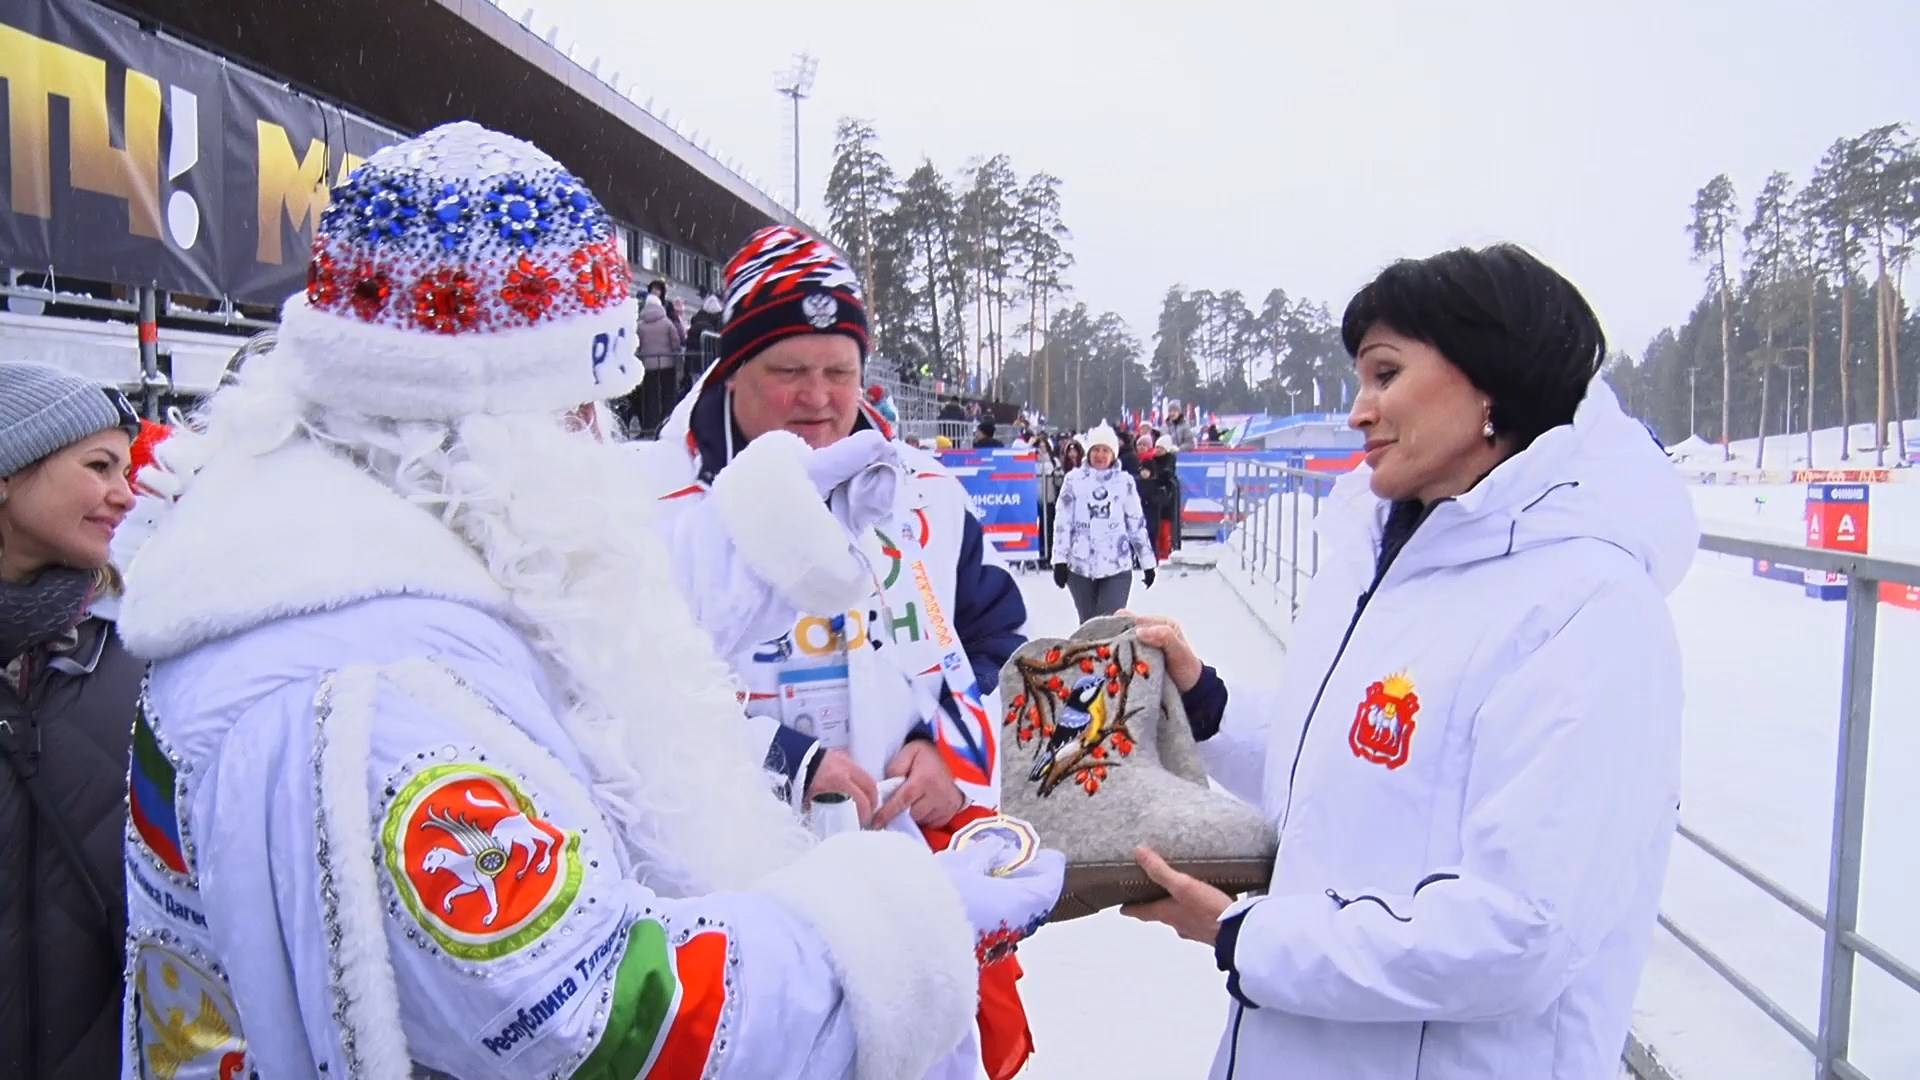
<box><xmin>1671</xmin><ymin>416</ymin><xmax>1919</xmax><ymax>475</ymax></box>
<box><xmin>1014</xmin><ymin>476</ymin><xmax>1920</xmax><ymax>1078</ymax></box>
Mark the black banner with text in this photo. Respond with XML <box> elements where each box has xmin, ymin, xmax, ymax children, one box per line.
<box><xmin>0</xmin><ymin>0</ymin><xmax>403</xmax><ymax>304</ymax></box>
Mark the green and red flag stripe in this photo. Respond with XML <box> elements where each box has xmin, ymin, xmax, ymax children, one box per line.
<box><xmin>574</xmin><ymin>920</ymin><xmax>729</xmax><ymax>1079</ymax></box>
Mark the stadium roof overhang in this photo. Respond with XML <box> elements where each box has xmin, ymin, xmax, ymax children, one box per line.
<box><xmin>99</xmin><ymin>0</ymin><xmax>799</xmax><ymax>263</ymax></box>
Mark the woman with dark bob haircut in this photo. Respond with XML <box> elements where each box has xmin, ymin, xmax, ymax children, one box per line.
<box><xmin>1119</xmin><ymin>245</ymin><xmax>1698</xmax><ymax>1079</ymax></box>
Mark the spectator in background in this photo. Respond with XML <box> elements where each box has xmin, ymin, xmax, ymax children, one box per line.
<box><xmin>1035</xmin><ymin>433</ymin><xmax>1060</xmax><ymax>562</ymax></box>
<box><xmin>1034</xmin><ymin>430</ymin><xmax>1058</xmax><ymax>475</ymax></box>
<box><xmin>1203</xmin><ymin>422</ymin><xmax>1226</xmax><ymax>445</ymax></box>
<box><xmin>1142</xmin><ymin>434</ymin><xmax>1182</xmax><ymax>559</ymax></box>
<box><xmin>865</xmin><ymin>384</ymin><xmax>900</xmax><ymax>431</ymax></box>
<box><xmin>1116</xmin><ymin>422</ymin><xmax>1142</xmax><ymax>479</ymax></box>
<box><xmin>1136</xmin><ymin>434</ymin><xmax>1164</xmax><ymax>562</ymax></box>
<box><xmin>1168</xmin><ymin>406</ymin><xmax>1196</xmax><ymax>450</ymax></box>
<box><xmin>632</xmin><ymin>292</ymin><xmax>685</xmax><ymax>434</ymax></box>
<box><xmin>974</xmin><ymin>421</ymin><xmax>1004</xmax><ymax>449</ymax></box>
<box><xmin>1050</xmin><ymin>422</ymin><xmax>1156</xmax><ymax>622</ymax></box>
<box><xmin>686</xmin><ymin>293</ymin><xmax>724</xmax><ymax>350</ymax></box>
<box><xmin>1060</xmin><ymin>437</ymin><xmax>1085</xmax><ymax>472</ymax></box>
<box><xmin>939</xmin><ymin>398</ymin><xmax>966</xmax><ymax>422</ymax></box>
<box><xmin>647</xmin><ymin>279</ymin><xmax>684</xmax><ymax>334</ymax></box>
<box><xmin>683</xmin><ymin>293</ymin><xmax>726</xmax><ymax>396</ymax></box>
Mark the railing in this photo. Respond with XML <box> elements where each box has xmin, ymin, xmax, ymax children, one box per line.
<box><xmin>1220</xmin><ymin>458</ymin><xmax>1920</xmax><ymax>1080</ymax></box>
<box><xmin>1222</xmin><ymin>460</ymin><xmax>1335</xmax><ymax>617</ymax></box>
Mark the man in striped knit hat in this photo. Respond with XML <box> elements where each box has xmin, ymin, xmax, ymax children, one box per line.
<box><xmin>641</xmin><ymin>225</ymin><xmax>1040</xmax><ymax>1080</ymax></box>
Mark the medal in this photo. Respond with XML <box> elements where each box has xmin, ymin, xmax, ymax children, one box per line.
<box><xmin>950</xmin><ymin>814</ymin><xmax>1040</xmax><ymax>877</ymax></box>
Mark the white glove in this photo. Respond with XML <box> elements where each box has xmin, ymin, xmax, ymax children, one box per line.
<box><xmin>935</xmin><ymin>837</ymin><xmax>1066</xmax><ymax>966</ymax></box>
<box><xmin>805</xmin><ymin>430</ymin><xmax>904</xmax><ymax>535</ymax></box>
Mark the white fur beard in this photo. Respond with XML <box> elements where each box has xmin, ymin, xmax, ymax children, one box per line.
<box><xmin>426</xmin><ymin>412</ymin><xmax>816</xmax><ymax>893</ymax></box>
<box><xmin>153</xmin><ymin>373</ymin><xmax>814</xmax><ymax>895</ymax></box>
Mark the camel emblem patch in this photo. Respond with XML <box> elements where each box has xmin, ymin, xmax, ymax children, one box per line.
<box><xmin>1349</xmin><ymin>672</ymin><xmax>1420</xmax><ymax>770</ymax></box>
<box><xmin>381</xmin><ymin>763</ymin><xmax>583</xmax><ymax>961</ymax></box>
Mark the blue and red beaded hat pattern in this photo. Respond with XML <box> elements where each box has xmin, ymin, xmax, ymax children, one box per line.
<box><xmin>303</xmin><ymin>128</ymin><xmax>631</xmax><ymax>337</ymax></box>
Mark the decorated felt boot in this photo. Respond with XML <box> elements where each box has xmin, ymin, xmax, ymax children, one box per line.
<box><xmin>997</xmin><ymin>614</ymin><xmax>1276</xmax><ymax>921</ymax></box>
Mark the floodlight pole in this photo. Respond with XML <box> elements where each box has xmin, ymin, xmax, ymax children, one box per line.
<box><xmin>774</xmin><ymin>54</ymin><xmax>818</xmax><ymax>212</ymax></box>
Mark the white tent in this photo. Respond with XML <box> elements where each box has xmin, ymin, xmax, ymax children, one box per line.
<box><xmin>1666</xmin><ymin>434</ymin><xmax>1717</xmax><ymax>462</ymax></box>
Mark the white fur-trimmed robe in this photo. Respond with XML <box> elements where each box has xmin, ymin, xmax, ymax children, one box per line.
<box><xmin>117</xmin><ymin>440</ymin><xmax>977</xmax><ymax>1080</ymax></box>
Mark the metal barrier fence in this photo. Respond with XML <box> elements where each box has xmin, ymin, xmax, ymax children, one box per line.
<box><xmin>1220</xmin><ymin>458</ymin><xmax>1920</xmax><ymax>1080</ymax></box>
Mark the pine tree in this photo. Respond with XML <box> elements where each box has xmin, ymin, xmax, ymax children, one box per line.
<box><xmin>895</xmin><ymin>161</ymin><xmax>965</xmax><ymax>382</ymax></box>
<box><xmin>1791</xmin><ymin>181</ymin><xmax>1827</xmax><ymax>460</ymax></box>
<box><xmin>1257</xmin><ymin>288</ymin><xmax>1292</xmax><ymax>409</ymax></box>
<box><xmin>1689</xmin><ymin>173</ymin><xmax>1739</xmax><ymax>459</ymax></box>
<box><xmin>1744</xmin><ymin>171</ymin><xmax>1796</xmax><ymax>467</ymax></box>
<box><xmin>1011</xmin><ymin>173</ymin><xmax>1072</xmax><ymax>415</ymax></box>
<box><xmin>959</xmin><ymin>155</ymin><xmax>1019</xmax><ymax>394</ymax></box>
<box><xmin>1851</xmin><ymin>123</ymin><xmax>1916</xmax><ymax>463</ymax></box>
<box><xmin>1150</xmin><ymin>286</ymin><xmax>1200</xmax><ymax>403</ymax></box>
<box><xmin>1811</xmin><ymin>138</ymin><xmax>1868</xmax><ymax>459</ymax></box>
<box><xmin>823</xmin><ymin>119</ymin><xmax>899</xmax><ymax>346</ymax></box>
<box><xmin>1888</xmin><ymin>135</ymin><xmax>1919</xmax><ymax>459</ymax></box>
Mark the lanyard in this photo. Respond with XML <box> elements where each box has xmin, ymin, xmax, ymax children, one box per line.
<box><xmin>856</xmin><ymin>508</ymin><xmax>998</xmax><ymax>794</ymax></box>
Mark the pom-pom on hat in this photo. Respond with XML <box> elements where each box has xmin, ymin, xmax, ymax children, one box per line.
<box><xmin>127</xmin><ymin>420</ymin><xmax>172</xmax><ymax>492</ymax></box>
<box><xmin>1081</xmin><ymin>422</ymin><xmax>1121</xmax><ymax>456</ymax></box>
<box><xmin>714</xmin><ymin>226</ymin><xmax>868</xmax><ymax>384</ymax></box>
<box><xmin>281</xmin><ymin>121</ymin><xmax>639</xmax><ymax>421</ymax></box>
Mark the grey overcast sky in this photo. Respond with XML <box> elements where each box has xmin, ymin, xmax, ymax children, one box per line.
<box><xmin>532</xmin><ymin>0</ymin><xmax>1914</xmax><ymax>366</ymax></box>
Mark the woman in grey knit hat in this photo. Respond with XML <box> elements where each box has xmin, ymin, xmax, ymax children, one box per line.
<box><xmin>0</xmin><ymin>361</ymin><xmax>142</xmax><ymax>1080</ymax></box>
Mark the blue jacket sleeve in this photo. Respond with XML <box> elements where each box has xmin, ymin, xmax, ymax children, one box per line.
<box><xmin>952</xmin><ymin>512</ymin><xmax>1028</xmax><ymax>693</ymax></box>
<box><xmin>764</xmin><ymin>720</ymin><xmax>825</xmax><ymax>810</ymax></box>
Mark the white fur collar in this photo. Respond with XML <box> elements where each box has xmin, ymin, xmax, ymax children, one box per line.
<box><xmin>119</xmin><ymin>439</ymin><xmax>511</xmax><ymax>661</ymax></box>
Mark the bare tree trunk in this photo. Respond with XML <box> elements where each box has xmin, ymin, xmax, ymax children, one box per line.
<box><xmin>1839</xmin><ymin>277</ymin><xmax>1854</xmax><ymax>459</ymax></box>
<box><xmin>1893</xmin><ymin>271</ymin><xmax>1909</xmax><ymax>463</ymax></box>
<box><xmin>1806</xmin><ymin>282</ymin><xmax>1818</xmax><ymax>467</ymax></box>
<box><xmin>1000</xmin><ymin>278</ymin><xmax>1010</xmax><ymax>373</ymax></box>
<box><xmin>1718</xmin><ymin>279</ymin><xmax>1733</xmax><ymax>460</ymax></box>
<box><xmin>1041</xmin><ymin>291</ymin><xmax>1053</xmax><ymax>420</ymax></box>
<box><xmin>974</xmin><ymin>249</ymin><xmax>985</xmax><ymax>395</ymax></box>
<box><xmin>991</xmin><ymin>290</ymin><xmax>1003</xmax><ymax>399</ymax></box>
<box><xmin>1757</xmin><ymin>298</ymin><xmax>1778</xmax><ymax>469</ymax></box>
<box><xmin>1028</xmin><ymin>275</ymin><xmax>1041</xmax><ymax>413</ymax></box>
<box><xmin>1875</xmin><ymin>248</ymin><xmax>1892</xmax><ymax>465</ymax></box>
<box><xmin>1073</xmin><ymin>331</ymin><xmax>1082</xmax><ymax>432</ymax></box>
<box><xmin>923</xmin><ymin>235</ymin><xmax>943</xmax><ymax>378</ymax></box>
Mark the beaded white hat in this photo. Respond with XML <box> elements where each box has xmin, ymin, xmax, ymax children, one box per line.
<box><xmin>280</xmin><ymin>122</ymin><xmax>640</xmax><ymax>420</ymax></box>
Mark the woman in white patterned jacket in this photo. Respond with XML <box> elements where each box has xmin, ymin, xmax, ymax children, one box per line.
<box><xmin>1049</xmin><ymin>422</ymin><xmax>1157</xmax><ymax>622</ymax></box>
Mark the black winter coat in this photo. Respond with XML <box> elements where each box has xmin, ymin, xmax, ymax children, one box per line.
<box><xmin>1139</xmin><ymin>453</ymin><xmax>1181</xmax><ymax>517</ymax></box>
<box><xmin>0</xmin><ymin>616</ymin><xmax>137</xmax><ymax>1080</ymax></box>
<box><xmin>685</xmin><ymin>310</ymin><xmax>723</xmax><ymax>351</ymax></box>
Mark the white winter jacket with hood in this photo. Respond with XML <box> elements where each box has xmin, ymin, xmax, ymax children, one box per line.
<box><xmin>1196</xmin><ymin>382</ymin><xmax>1697</xmax><ymax>1079</ymax></box>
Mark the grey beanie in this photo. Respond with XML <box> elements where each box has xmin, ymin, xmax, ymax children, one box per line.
<box><xmin>0</xmin><ymin>362</ymin><xmax>141</xmax><ymax>477</ymax></box>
